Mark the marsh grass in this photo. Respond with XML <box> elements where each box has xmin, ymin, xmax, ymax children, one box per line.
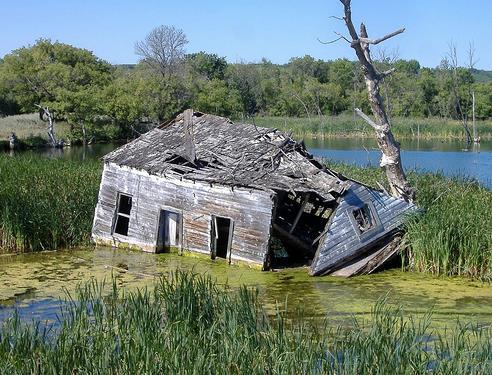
<box><xmin>253</xmin><ymin>114</ymin><xmax>492</xmax><ymax>140</ymax></box>
<box><xmin>326</xmin><ymin>160</ymin><xmax>492</xmax><ymax>280</ymax></box>
<box><xmin>0</xmin><ymin>154</ymin><xmax>101</xmax><ymax>252</ymax></box>
<box><xmin>0</xmin><ymin>271</ymin><xmax>491</xmax><ymax>374</ymax></box>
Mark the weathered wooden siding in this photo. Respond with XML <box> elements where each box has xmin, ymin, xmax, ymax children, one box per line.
<box><xmin>92</xmin><ymin>162</ymin><xmax>274</xmax><ymax>267</ymax></box>
<box><xmin>310</xmin><ymin>183</ymin><xmax>418</xmax><ymax>276</ymax></box>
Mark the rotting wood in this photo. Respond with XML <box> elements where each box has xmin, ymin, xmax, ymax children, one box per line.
<box><xmin>289</xmin><ymin>193</ymin><xmax>310</xmax><ymax>234</ymax></box>
<box><xmin>183</xmin><ymin>108</ymin><xmax>196</xmax><ymax>163</ymax></box>
<box><xmin>93</xmin><ymin>109</ymin><xmax>418</xmax><ymax>277</ymax></box>
<box><xmin>330</xmin><ymin>235</ymin><xmax>403</xmax><ymax>277</ymax></box>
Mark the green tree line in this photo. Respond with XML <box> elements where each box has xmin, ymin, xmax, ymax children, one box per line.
<box><xmin>1</xmin><ymin>36</ymin><xmax>491</xmax><ymax>141</ymax></box>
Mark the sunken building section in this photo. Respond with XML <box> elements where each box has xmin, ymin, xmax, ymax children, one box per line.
<box><xmin>92</xmin><ymin>110</ymin><xmax>417</xmax><ymax>276</ymax></box>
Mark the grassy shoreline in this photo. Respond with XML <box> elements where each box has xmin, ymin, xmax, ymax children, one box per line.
<box><xmin>1</xmin><ymin>272</ymin><xmax>491</xmax><ymax>374</ymax></box>
<box><xmin>0</xmin><ymin>153</ymin><xmax>491</xmax><ymax>279</ymax></box>
<box><xmin>253</xmin><ymin>114</ymin><xmax>492</xmax><ymax>140</ymax></box>
<box><xmin>0</xmin><ymin>113</ymin><xmax>71</xmax><ymax>149</ymax></box>
<box><xmin>3</xmin><ymin>114</ymin><xmax>492</xmax><ymax>149</ymax></box>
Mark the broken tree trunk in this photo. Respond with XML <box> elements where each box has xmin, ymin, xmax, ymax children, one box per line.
<box><xmin>36</xmin><ymin>104</ymin><xmax>57</xmax><ymax>147</ymax></box>
<box><xmin>339</xmin><ymin>0</ymin><xmax>415</xmax><ymax>202</ymax></box>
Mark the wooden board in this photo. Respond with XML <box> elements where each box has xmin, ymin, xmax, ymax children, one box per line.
<box><xmin>92</xmin><ymin>162</ymin><xmax>275</xmax><ymax>267</ymax></box>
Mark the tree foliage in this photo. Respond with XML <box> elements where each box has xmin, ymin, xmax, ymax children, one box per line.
<box><xmin>1</xmin><ymin>36</ymin><xmax>492</xmax><ymax>141</ymax></box>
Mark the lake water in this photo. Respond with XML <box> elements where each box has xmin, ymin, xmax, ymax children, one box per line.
<box><xmin>1</xmin><ymin>247</ymin><xmax>492</xmax><ymax>329</ymax></box>
<box><xmin>305</xmin><ymin>138</ymin><xmax>492</xmax><ymax>189</ymax></box>
<box><xmin>14</xmin><ymin>137</ymin><xmax>492</xmax><ymax>189</ymax></box>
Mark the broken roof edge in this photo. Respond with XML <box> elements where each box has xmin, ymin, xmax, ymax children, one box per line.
<box><xmin>103</xmin><ymin>159</ymin><xmax>343</xmax><ymax>202</ymax></box>
<box><xmin>158</xmin><ymin>109</ymin><xmax>233</xmax><ymax>130</ymax></box>
<box><xmin>104</xmin><ymin>160</ymin><xmax>281</xmax><ymax>197</ymax></box>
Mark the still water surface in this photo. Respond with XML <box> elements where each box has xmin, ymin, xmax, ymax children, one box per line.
<box><xmin>1</xmin><ymin>248</ymin><xmax>492</xmax><ymax>328</ymax></box>
<box><xmin>21</xmin><ymin>138</ymin><xmax>492</xmax><ymax>188</ymax></box>
<box><xmin>305</xmin><ymin>138</ymin><xmax>492</xmax><ymax>188</ymax></box>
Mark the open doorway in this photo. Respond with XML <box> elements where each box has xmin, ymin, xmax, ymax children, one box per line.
<box><xmin>157</xmin><ymin>209</ymin><xmax>181</xmax><ymax>253</ymax></box>
<box><xmin>211</xmin><ymin>216</ymin><xmax>233</xmax><ymax>260</ymax></box>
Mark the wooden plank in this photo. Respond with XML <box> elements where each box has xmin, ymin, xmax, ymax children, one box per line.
<box><xmin>92</xmin><ymin>163</ymin><xmax>274</xmax><ymax>268</ymax></box>
<box><xmin>330</xmin><ymin>235</ymin><xmax>403</xmax><ymax>277</ymax></box>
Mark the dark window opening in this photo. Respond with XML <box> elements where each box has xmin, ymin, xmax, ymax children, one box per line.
<box><xmin>274</xmin><ymin>191</ymin><xmax>333</xmax><ymax>245</ymax></box>
<box><xmin>118</xmin><ymin>194</ymin><xmax>132</xmax><ymax>215</ymax></box>
<box><xmin>157</xmin><ymin>210</ymin><xmax>181</xmax><ymax>253</ymax></box>
<box><xmin>165</xmin><ymin>154</ymin><xmax>211</xmax><ymax>174</ymax></box>
<box><xmin>352</xmin><ymin>204</ymin><xmax>375</xmax><ymax>233</ymax></box>
<box><xmin>211</xmin><ymin>216</ymin><xmax>233</xmax><ymax>260</ymax></box>
<box><xmin>114</xmin><ymin>194</ymin><xmax>132</xmax><ymax>236</ymax></box>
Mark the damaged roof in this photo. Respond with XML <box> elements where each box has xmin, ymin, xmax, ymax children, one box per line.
<box><xmin>104</xmin><ymin>110</ymin><xmax>351</xmax><ymax>201</ymax></box>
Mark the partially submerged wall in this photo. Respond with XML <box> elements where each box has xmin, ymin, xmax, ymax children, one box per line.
<box><xmin>310</xmin><ymin>182</ymin><xmax>417</xmax><ymax>276</ymax></box>
<box><xmin>92</xmin><ymin>163</ymin><xmax>275</xmax><ymax>267</ymax></box>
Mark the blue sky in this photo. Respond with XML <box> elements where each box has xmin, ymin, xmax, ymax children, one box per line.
<box><xmin>1</xmin><ymin>0</ymin><xmax>490</xmax><ymax>69</ymax></box>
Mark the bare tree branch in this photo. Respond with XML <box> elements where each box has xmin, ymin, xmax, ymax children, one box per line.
<box><xmin>317</xmin><ymin>36</ymin><xmax>344</xmax><ymax>45</ymax></box>
<box><xmin>467</xmin><ymin>41</ymin><xmax>479</xmax><ymax>70</ymax></box>
<box><xmin>355</xmin><ymin>108</ymin><xmax>379</xmax><ymax>129</ymax></box>
<box><xmin>329</xmin><ymin>15</ymin><xmax>344</xmax><ymax>21</ymax></box>
<box><xmin>135</xmin><ymin>25</ymin><xmax>188</xmax><ymax>78</ymax></box>
<box><xmin>359</xmin><ymin>28</ymin><xmax>405</xmax><ymax>45</ymax></box>
<box><xmin>318</xmin><ymin>31</ymin><xmax>350</xmax><ymax>45</ymax></box>
<box><xmin>378</xmin><ymin>67</ymin><xmax>396</xmax><ymax>80</ymax></box>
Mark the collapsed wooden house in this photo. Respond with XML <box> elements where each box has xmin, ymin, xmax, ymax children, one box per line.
<box><xmin>92</xmin><ymin>110</ymin><xmax>417</xmax><ymax>276</ymax></box>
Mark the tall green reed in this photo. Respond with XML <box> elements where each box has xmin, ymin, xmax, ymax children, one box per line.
<box><xmin>1</xmin><ymin>272</ymin><xmax>491</xmax><ymax>374</ymax></box>
<box><xmin>0</xmin><ymin>153</ymin><xmax>101</xmax><ymax>253</ymax></box>
<box><xmin>253</xmin><ymin>114</ymin><xmax>492</xmax><ymax>140</ymax></box>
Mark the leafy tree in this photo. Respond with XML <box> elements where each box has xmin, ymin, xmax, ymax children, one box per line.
<box><xmin>186</xmin><ymin>52</ymin><xmax>227</xmax><ymax>80</ymax></box>
<box><xmin>195</xmin><ymin>79</ymin><xmax>242</xmax><ymax>116</ymax></box>
<box><xmin>226</xmin><ymin>63</ymin><xmax>261</xmax><ymax>115</ymax></box>
<box><xmin>0</xmin><ymin>39</ymin><xmax>112</xmax><ymax>114</ymax></box>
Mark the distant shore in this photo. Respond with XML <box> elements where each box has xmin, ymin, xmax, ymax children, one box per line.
<box><xmin>2</xmin><ymin>113</ymin><xmax>492</xmax><ymax>150</ymax></box>
<box><xmin>253</xmin><ymin>114</ymin><xmax>492</xmax><ymax>141</ymax></box>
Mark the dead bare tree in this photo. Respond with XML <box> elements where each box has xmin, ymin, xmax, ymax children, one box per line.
<box><xmin>35</xmin><ymin>104</ymin><xmax>57</xmax><ymax>147</ymax></box>
<box><xmin>338</xmin><ymin>0</ymin><xmax>415</xmax><ymax>201</ymax></box>
<box><xmin>467</xmin><ymin>42</ymin><xmax>479</xmax><ymax>143</ymax></box>
<box><xmin>135</xmin><ymin>25</ymin><xmax>188</xmax><ymax>78</ymax></box>
<box><xmin>447</xmin><ymin>42</ymin><xmax>472</xmax><ymax>144</ymax></box>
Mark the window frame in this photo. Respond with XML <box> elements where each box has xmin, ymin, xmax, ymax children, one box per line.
<box><xmin>347</xmin><ymin>201</ymin><xmax>382</xmax><ymax>240</ymax></box>
<box><xmin>113</xmin><ymin>193</ymin><xmax>133</xmax><ymax>237</ymax></box>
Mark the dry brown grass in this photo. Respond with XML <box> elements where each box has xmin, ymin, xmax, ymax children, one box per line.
<box><xmin>0</xmin><ymin>113</ymin><xmax>70</xmax><ymax>141</ymax></box>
